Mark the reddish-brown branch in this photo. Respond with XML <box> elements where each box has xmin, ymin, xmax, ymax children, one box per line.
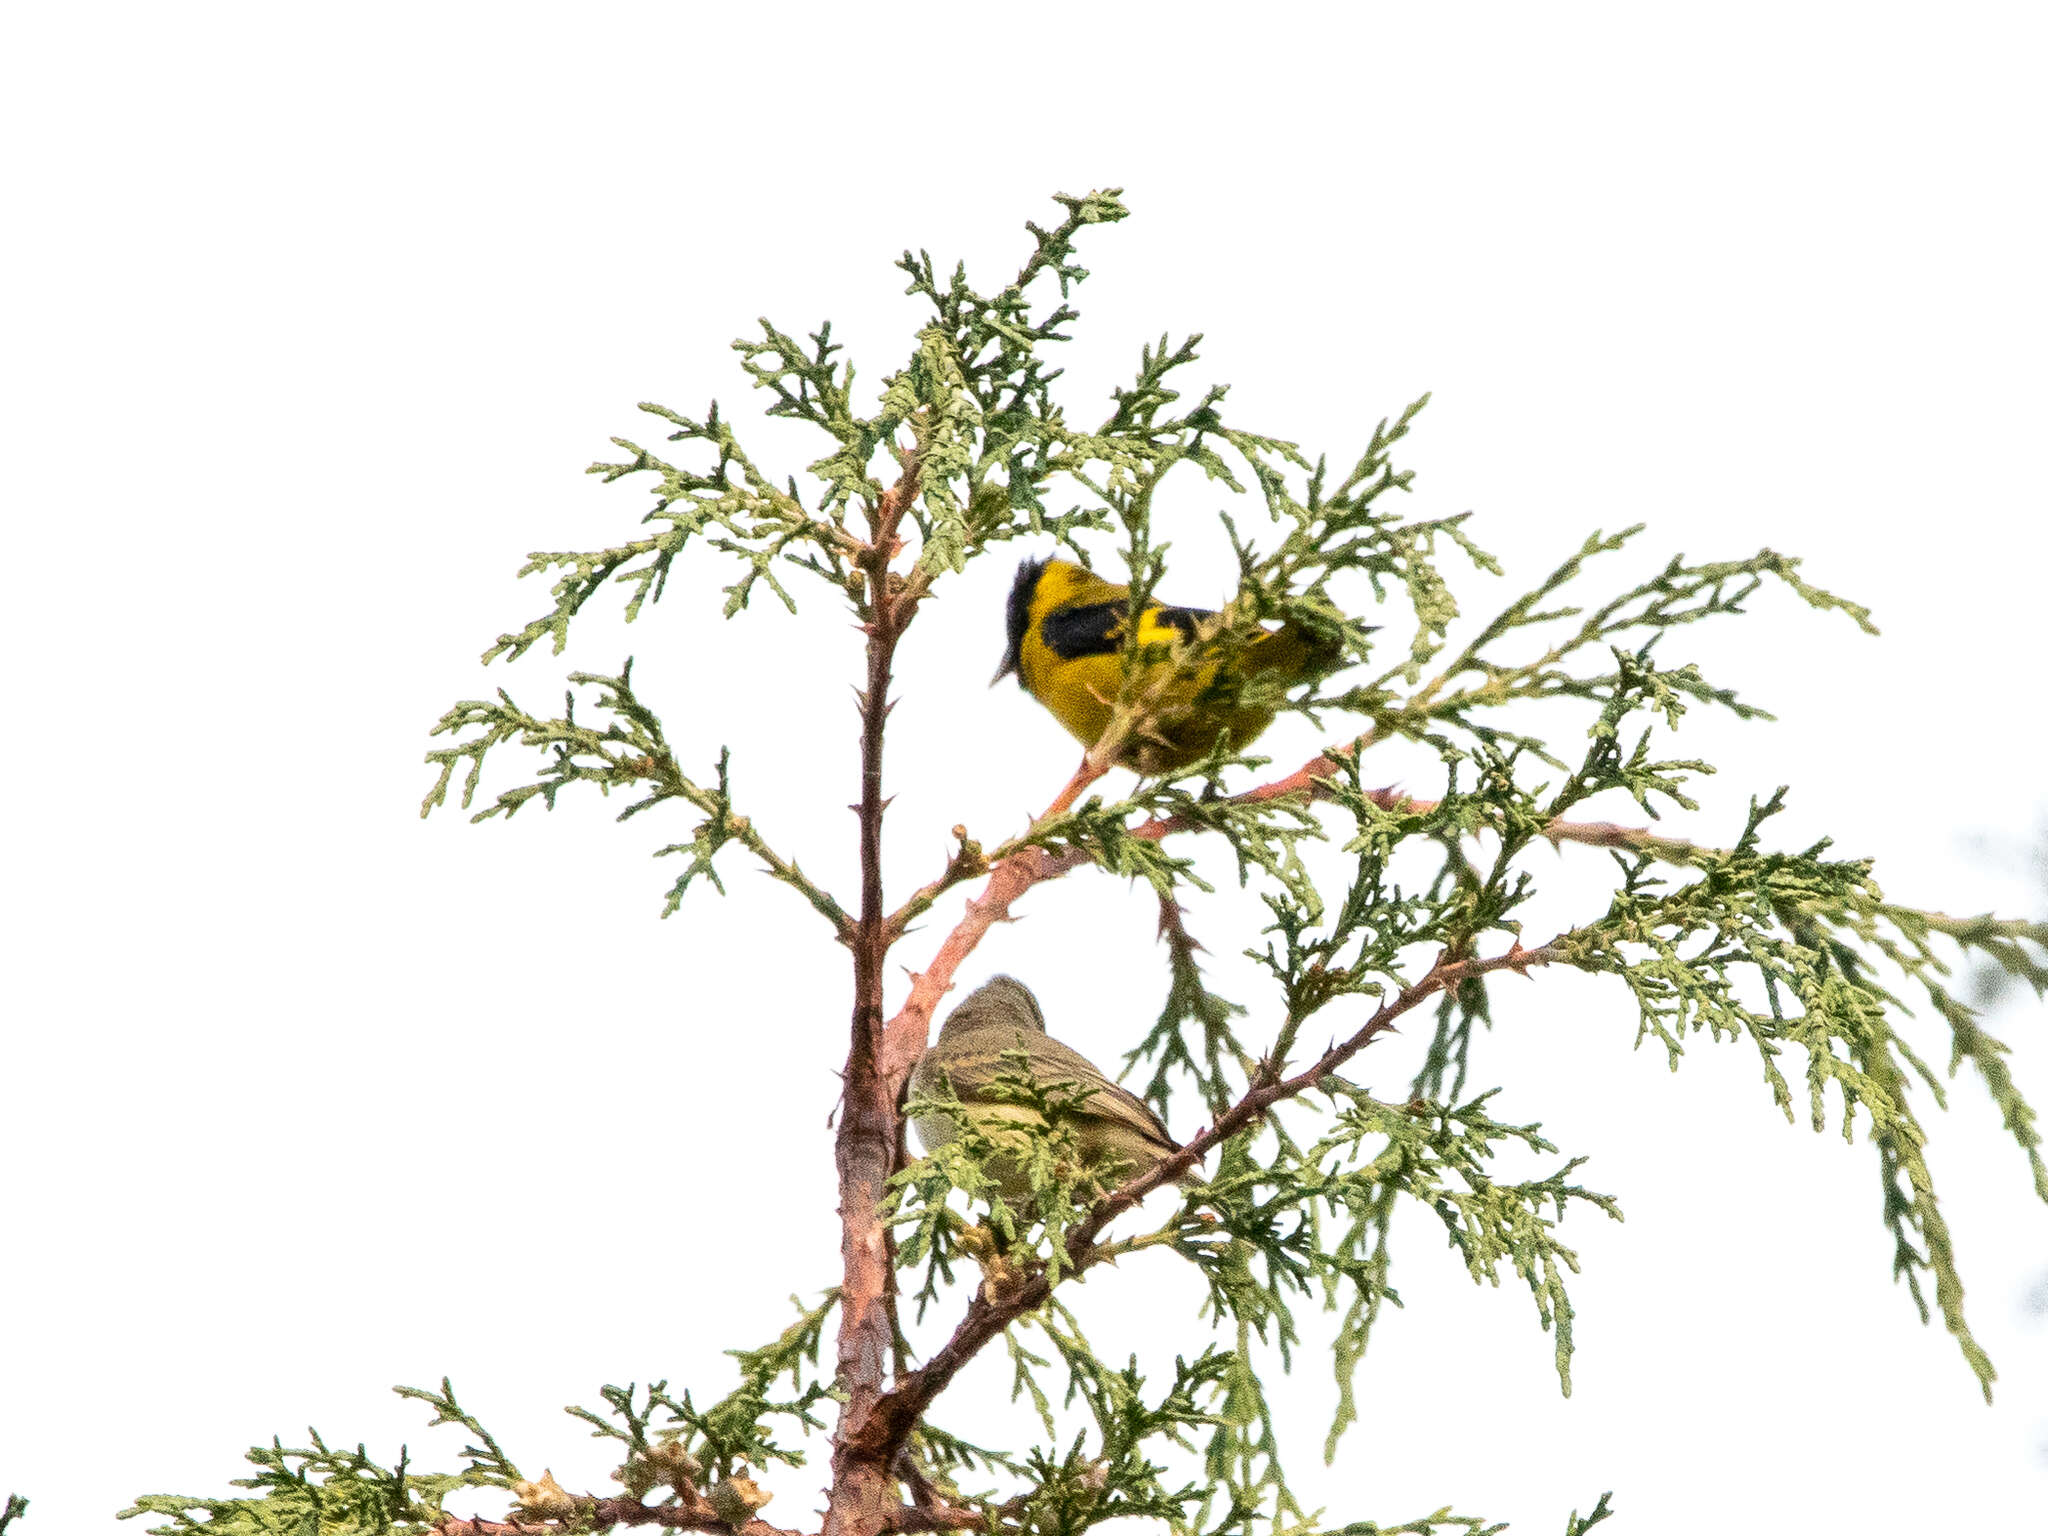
<box><xmin>1541</xmin><ymin>817</ymin><xmax>1695</xmax><ymax>854</ymax></box>
<box><xmin>874</xmin><ymin>757</ymin><xmax>1108</xmax><ymax>1093</ymax></box>
<box><xmin>885</xmin><ymin>1508</ymin><xmax>986</xmax><ymax>1532</ymax></box>
<box><xmin>1085</xmin><ymin>735</ymin><xmax>1702</xmax><ymax>862</ymax></box>
<box><xmin>434</xmin><ymin>1496</ymin><xmax>975</xmax><ymax>1536</ymax></box>
<box><xmin>877</xmin><ymin>735</ymin><xmax>1693</xmax><ymax>1105</ymax></box>
<box><xmin>436</xmin><ymin>1501</ymin><xmax>803</xmax><ymax>1536</ymax></box>
<box><xmin>1038</xmin><ymin>755</ymin><xmax>1372</xmax><ymax>879</ymax></box>
<box><xmin>885</xmin><ymin>1455</ymin><xmax>988</xmax><ymax>1534</ymax></box>
<box><xmin>845</xmin><ymin>938</ymin><xmax>1561</xmax><ymax>1465</ymax></box>
<box><xmin>1046</xmin><ymin>741</ymin><xmax>1701</xmax><ymax>879</ymax></box>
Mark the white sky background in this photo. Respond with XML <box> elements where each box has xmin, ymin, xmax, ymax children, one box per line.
<box><xmin>4</xmin><ymin>4</ymin><xmax>2046</xmax><ymax>1532</ymax></box>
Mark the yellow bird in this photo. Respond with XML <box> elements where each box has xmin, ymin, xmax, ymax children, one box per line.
<box><xmin>992</xmin><ymin>557</ymin><xmax>1345</xmax><ymax>774</ymax></box>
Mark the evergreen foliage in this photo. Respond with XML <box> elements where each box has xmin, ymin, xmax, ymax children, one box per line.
<box><xmin>111</xmin><ymin>192</ymin><xmax>2045</xmax><ymax>1536</ymax></box>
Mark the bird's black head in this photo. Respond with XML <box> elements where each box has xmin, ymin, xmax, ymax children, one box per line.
<box><xmin>991</xmin><ymin>556</ymin><xmax>1047</xmax><ymax>686</ymax></box>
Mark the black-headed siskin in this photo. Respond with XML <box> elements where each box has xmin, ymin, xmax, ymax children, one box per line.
<box><xmin>992</xmin><ymin>557</ymin><xmax>1345</xmax><ymax>775</ymax></box>
<box><xmin>909</xmin><ymin>975</ymin><xmax>1189</xmax><ymax>1201</ymax></box>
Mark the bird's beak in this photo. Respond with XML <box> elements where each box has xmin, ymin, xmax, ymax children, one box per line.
<box><xmin>990</xmin><ymin>650</ymin><xmax>1019</xmax><ymax>687</ymax></box>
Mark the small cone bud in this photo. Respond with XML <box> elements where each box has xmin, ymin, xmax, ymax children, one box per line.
<box><xmin>708</xmin><ymin>1473</ymin><xmax>773</xmax><ymax>1526</ymax></box>
<box><xmin>647</xmin><ymin>1437</ymin><xmax>703</xmax><ymax>1489</ymax></box>
<box><xmin>977</xmin><ymin>1250</ymin><xmax>1024</xmax><ymax>1301</ymax></box>
<box><xmin>511</xmin><ymin>1470</ymin><xmax>578</xmax><ymax>1520</ymax></box>
<box><xmin>614</xmin><ymin>1458</ymin><xmax>660</xmax><ymax>1498</ymax></box>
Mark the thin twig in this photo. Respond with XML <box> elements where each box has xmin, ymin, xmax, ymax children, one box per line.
<box><xmin>644</xmin><ymin>753</ymin><xmax>857</xmax><ymax>943</ymax></box>
<box><xmin>884</xmin><ymin>827</ymin><xmax>991</xmax><ymax>941</ymax></box>
<box><xmin>888</xmin><ymin>1451</ymin><xmax>985</xmax><ymax>1532</ymax></box>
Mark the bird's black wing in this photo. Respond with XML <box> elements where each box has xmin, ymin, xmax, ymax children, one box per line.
<box><xmin>1039</xmin><ymin>600</ymin><xmax>1212</xmax><ymax>659</ymax></box>
<box><xmin>1037</xmin><ymin>600</ymin><xmax>1127</xmax><ymax>659</ymax></box>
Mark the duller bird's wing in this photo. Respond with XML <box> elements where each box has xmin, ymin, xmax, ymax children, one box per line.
<box><xmin>911</xmin><ymin>1041</ymin><xmax>1001</xmax><ymax>1102</ymax></box>
<box><xmin>1023</xmin><ymin>1034</ymin><xmax>1179</xmax><ymax>1153</ymax></box>
<box><xmin>915</xmin><ymin>1021</ymin><xmax>1060</xmax><ymax>1104</ymax></box>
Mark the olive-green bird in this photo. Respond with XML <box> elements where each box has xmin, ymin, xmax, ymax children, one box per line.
<box><xmin>992</xmin><ymin>557</ymin><xmax>1348</xmax><ymax>775</ymax></box>
<box><xmin>909</xmin><ymin>975</ymin><xmax>1189</xmax><ymax>1201</ymax></box>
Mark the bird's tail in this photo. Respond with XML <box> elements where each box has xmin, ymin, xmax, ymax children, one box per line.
<box><xmin>1242</xmin><ymin>617</ymin><xmax>1351</xmax><ymax>685</ymax></box>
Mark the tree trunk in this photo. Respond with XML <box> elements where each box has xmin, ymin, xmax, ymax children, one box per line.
<box><xmin>825</xmin><ymin>476</ymin><xmax>916</xmax><ymax>1536</ymax></box>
